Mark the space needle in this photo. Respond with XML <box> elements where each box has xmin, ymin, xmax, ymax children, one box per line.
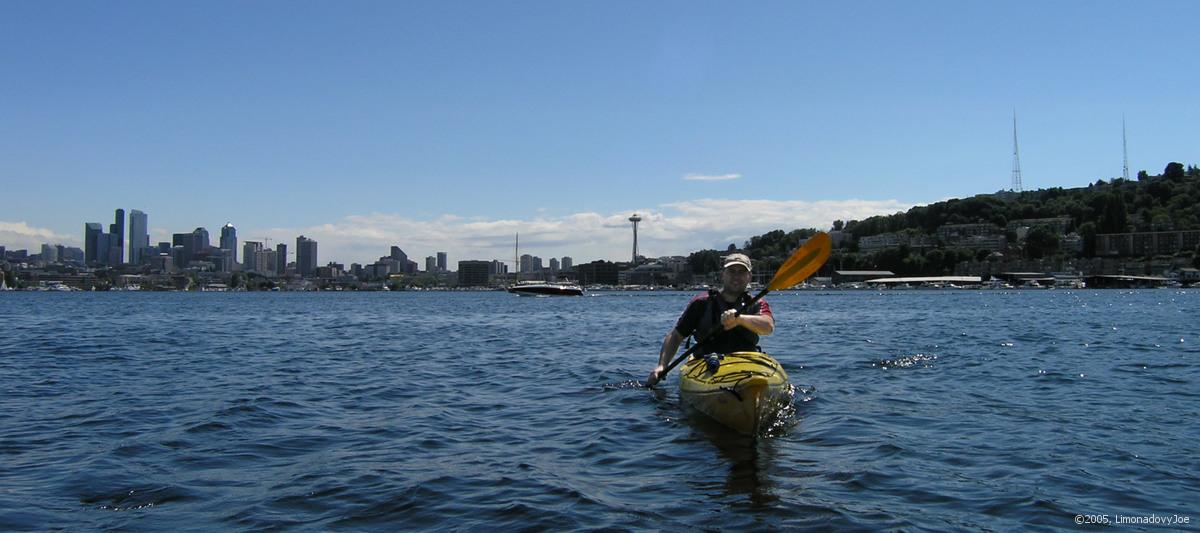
<box><xmin>629</xmin><ymin>213</ymin><xmax>642</xmax><ymax>264</ymax></box>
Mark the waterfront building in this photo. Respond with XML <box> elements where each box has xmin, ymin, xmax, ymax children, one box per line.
<box><xmin>833</xmin><ymin>270</ymin><xmax>897</xmax><ymax>285</ymax></box>
<box><xmin>937</xmin><ymin>223</ymin><xmax>1002</xmax><ymax>241</ymax></box>
<box><xmin>519</xmin><ymin>254</ymin><xmax>533</xmax><ymax>273</ymax></box>
<box><xmin>275</xmin><ymin>244</ymin><xmax>287</xmax><ymax>276</ymax></box>
<box><xmin>1007</xmin><ymin>216</ymin><xmax>1073</xmax><ymax>235</ymax></box>
<box><xmin>172</xmin><ymin>233</ymin><xmax>193</xmax><ymax>267</ymax></box>
<box><xmin>151</xmin><ymin>253</ymin><xmax>173</xmax><ymax>273</ymax></box>
<box><xmin>549</xmin><ymin>257</ymin><xmax>559</xmax><ymax>274</ymax></box>
<box><xmin>858</xmin><ymin>233</ymin><xmax>899</xmax><ymax>252</ymax></box>
<box><xmin>297</xmin><ymin>236</ymin><xmax>318</xmax><ymax>277</ymax></box>
<box><xmin>561</xmin><ymin>257</ymin><xmax>572</xmax><ymax>270</ymax></box>
<box><xmin>828</xmin><ymin>230</ymin><xmax>849</xmax><ymax>247</ymax></box>
<box><xmin>489</xmin><ymin>260</ymin><xmax>507</xmax><ymax>276</ymax></box>
<box><xmin>210</xmin><ymin>248</ymin><xmax>234</xmax><ymax>273</ymax></box>
<box><xmin>390</xmin><ymin>246</ymin><xmax>407</xmax><ymax>264</ymax></box>
<box><xmin>109</xmin><ymin>209</ymin><xmax>125</xmax><ymax>266</ymax></box>
<box><xmin>129</xmin><ymin>210</ymin><xmax>149</xmax><ymax>264</ymax></box>
<box><xmin>363</xmin><ymin>262</ymin><xmax>390</xmax><ymax>279</ymax></box>
<box><xmin>170</xmin><ymin>245</ymin><xmax>188</xmax><ymax>270</ymax></box>
<box><xmin>243</xmin><ymin>241</ymin><xmax>263</xmax><ymax>272</ymax></box>
<box><xmin>437</xmin><ymin>252</ymin><xmax>447</xmax><ymax>272</ymax></box>
<box><xmin>933</xmin><ymin>223</ymin><xmax>1006</xmax><ymax>252</ymax></box>
<box><xmin>192</xmin><ymin>227</ymin><xmax>210</xmax><ymax>251</ymax></box>
<box><xmin>60</xmin><ymin>246</ymin><xmax>84</xmax><ymax>265</ymax></box>
<box><xmin>457</xmin><ymin>260</ymin><xmax>490</xmax><ymax>287</ymax></box>
<box><xmin>258</xmin><ymin>248</ymin><xmax>277</xmax><ymax>276</ymax></box>
<box><xmin>576</xmin><ymin>260</ymin><xmax>619</xmax><ymax>285</ymax></box>
<box><xmin>425</xmin><ymin>256</ymin><xmax>436</xmax><ymax>273</ymax></box>
<box><xmin>84</xmin><ymin>223</ymin><xmax>104</xmax><ymax>265</ymax></box>
<box><xmin>41</xmin><ymin>244</ymin><xmax>59</xmax><ymax>264</ymax></box>
<box><xmin>220</xmin><ymin>223</ymin><xmax>238</xmax><ymax>265</ymax></box>
<box><xmin>1096</xmin><ymin>230</ymin><xmax>1200</xmax><ymax>256</ymax></box>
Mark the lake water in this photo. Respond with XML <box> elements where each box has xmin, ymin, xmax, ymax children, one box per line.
<box><xmin>1</xmin><ymin>290</ymin><xmax>1197</xmax><ymax>531</ymax></box>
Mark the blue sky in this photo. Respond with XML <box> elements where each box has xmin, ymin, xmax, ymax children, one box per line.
<box><xmin>2</xmin><ymin>1</ymin><xmax>1197</xmax><ymax>266</ymax></box>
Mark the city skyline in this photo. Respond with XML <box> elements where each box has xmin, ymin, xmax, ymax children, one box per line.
<box><xmin>3</xmin><ymin>2</ymin><xmax>1198</xmax><ymax>264</ymax></box>
<box><xmin>59</xmin><ymin>207</ymin><xmax>588</xmax><ymax>273</ymax></box>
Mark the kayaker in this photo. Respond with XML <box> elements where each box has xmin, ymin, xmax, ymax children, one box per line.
<box><xmin>646</xmin><ymin>252</ymin><xmax>774</xmax><ymax>387</ymax></box>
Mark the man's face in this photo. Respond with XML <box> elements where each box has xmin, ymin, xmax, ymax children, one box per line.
<box><xmin>722</xmin><ymin>265</ymin><xmax>751</xmax><ymax>292</ymax></box>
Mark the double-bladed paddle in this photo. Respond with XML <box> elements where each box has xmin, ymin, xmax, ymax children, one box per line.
<box><xmin>648</xmin><ymin>232</ymin><xmax>832</xmax><ymax>387</ymax></box>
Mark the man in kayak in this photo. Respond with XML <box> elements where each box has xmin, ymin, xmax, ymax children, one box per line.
<box><xmin>646</xmin><ymin>252</ymin><xmax>774</xmax><ymax>387</ymax></box>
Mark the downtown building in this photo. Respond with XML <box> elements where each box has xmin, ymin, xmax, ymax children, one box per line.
<box><xmin>129</xmin><ymin>209</ymin><xmax>149</xmax><ymax>265</ymax></box>
<box><xmin>297</xmin><ymin>236</ymin><xmax>318</xmax><ymax>277</ymax></box>
<box><xmin>83</xmin><ymin>209</ymin><xmax>126</xmax><ymax>267</ymax></box>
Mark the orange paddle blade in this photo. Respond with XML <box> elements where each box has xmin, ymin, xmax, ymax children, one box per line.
<box><xmin>766</xmin><ymin>232</ymin><xmax>832</xmax><ymax>291</ymax></box>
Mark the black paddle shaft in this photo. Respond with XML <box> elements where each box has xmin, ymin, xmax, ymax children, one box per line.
<box><xmin>654</xmin><ymin>286</ymin><xmax>770</xmax><ymax>383</ymax></box>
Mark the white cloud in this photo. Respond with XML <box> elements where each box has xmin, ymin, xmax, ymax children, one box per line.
<box><xmin>0</xmin><ymin>221</ymin><xmax>78</xmax><ymax>251</ymax></box>
<box><xmin>683</xmin><ymin>173</ymin><xmax>742</xmax><ymax>182</ymax></box>
<box><xmin>239</xmin><ymin>198</ymin><xmax>911</xmax><ymax>267</ymax></box>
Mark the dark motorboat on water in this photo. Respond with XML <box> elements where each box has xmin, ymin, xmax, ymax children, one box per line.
<box><xmin>507</xmin><ymin>281</ymin><xmax>584</xmax><ymax>297</ymax></box>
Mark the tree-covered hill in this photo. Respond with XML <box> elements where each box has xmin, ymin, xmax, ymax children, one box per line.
<box><xmin>688</xmin><ymin>162</ymin><xmax>1199</xmax><ymax>276</ymax></box>
<box><xmin>842</xmin><ymin>162</ymin><xmax>1199</xmax><ymax>240</ymax></box>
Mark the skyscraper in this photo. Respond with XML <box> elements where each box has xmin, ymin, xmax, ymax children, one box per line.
<box><xmin>297</xmin><ymin>236</ymin><xmax>318</xmax><ymax>277</ymax></box>
<box><xmin>110</xmin><ymin>209</ymin><xmax>125</xmax><ymax>265</ymax></box>
<box><xmin>437</xmin><ymin>252</ymin><xmax>447</xmax><ymax>272</ymax></box>
<box><xmin>220</xmin><ymin>223</ymin><xmax>238</xmax><ymax>265</ymax></box>
<box><xmin>192</xmin><ymin>227</ymin><xmax>210</xmax><ymax>250</ymax></box>
<box><xmin>426</xmin><ymin>256</ymin><xmax>437</xmax><ymax>272</ymax></box>
<box><xmin>390</xmin><ymin>246</ymin><xmax>407</xmax><ymax>264</ymax></box>
<box><xmin>84</xmin><ymin>223</ymin><xmax>103</xmax><ymax>265</ymax></box>
<box><xmin>275</xmin><ymin>243</ymin><xmax>287</xmax><ymax>276</ymax></box>
<box><xmin>243</xmin><ymin>241</ymin><xmax>263</xmax><ymax>272</ymax></box>
<box><xmin>129</xmin><ymin>210</ymin><xmax>149</xmax><ymax>264</ymax></box>
<box><xmin>190</xmin><ymin>227</ymin><xmax>210</xmax><ymax>267</ymax></box>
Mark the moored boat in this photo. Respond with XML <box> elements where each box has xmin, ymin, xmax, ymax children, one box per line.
<box><xmin>678</xmin><ymin>351</ymin><xmax>791</xmax><ymax>435</ymax></box>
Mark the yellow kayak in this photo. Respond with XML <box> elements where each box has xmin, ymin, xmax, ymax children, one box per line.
<box><xmin>678</xmin><ymin>351</ymin><xmax>791</xmax><ymax>436</ymax></box>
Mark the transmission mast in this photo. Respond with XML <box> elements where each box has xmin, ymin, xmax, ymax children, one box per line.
<box><xmin>1122</xmin><ymin>115</ymin><xmax>1130</xmax><ymax>181</ymax></box>
<box><xmin>1011</xmin><ymin>110</ymin><xmax>1023</xmax><ymax>192</ymax></box>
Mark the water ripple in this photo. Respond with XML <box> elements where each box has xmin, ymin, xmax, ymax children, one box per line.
<box><xmin>0</xmin><ymin>290</ymin><xmax>1197</xmax><ymax>530</ymax></box>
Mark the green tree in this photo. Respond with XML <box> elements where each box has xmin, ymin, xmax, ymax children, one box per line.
<box><xmin>1164</xmin><ymin>162</ymin><xmax>1186</xmax><ymax>182</ymax></box>
<box><xmin>1024</xmin><ymin>226</ymin><xmax>1060</xmax><ymax>259</ymax></box>
<box><xmin>687</xmin><ymin>250</ymin><xmax>723</xmax><ymax>275</ymax></box>
<box><xmin>1077</xmin><ymin>221</ymin><xmax>1097</xmax><ymax>257</ymax></box>
<box><xmin>1098</xmin><ymin>193</ymin><xmax>1128</xmax><ymax>233</ymax></box>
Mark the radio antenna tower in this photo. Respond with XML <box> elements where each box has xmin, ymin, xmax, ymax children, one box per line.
<box><xmin>628</xmin><ymin>213</ymin><xmax>642</xmax><ymax>264</ymax></box>
<box><xmin>1011</xmin><ymin>110</ymin><xmax>1023</xmax><ymax>192</ymax></box>
<box><xmin>1122</xmin><ymin>115</ymin><xmax>1130</xmax><ymax>181</ymax></box>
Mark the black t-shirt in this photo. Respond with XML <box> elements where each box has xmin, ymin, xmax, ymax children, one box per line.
<box><xmin>674</xmin><ymin>291</ymin><xmax>773</xmax><ymax>355</ymax></box>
